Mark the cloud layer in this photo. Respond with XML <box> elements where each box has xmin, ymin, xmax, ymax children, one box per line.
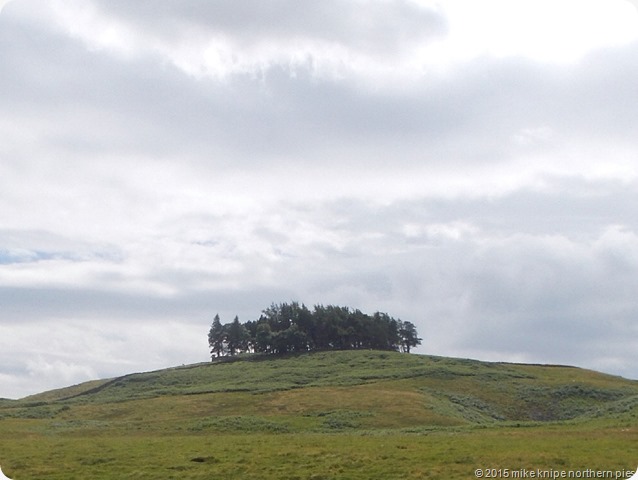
<box><xmin>1</xmin><ymin>0</ymin><xmax>638</xmax><ymax>398</ymax></box>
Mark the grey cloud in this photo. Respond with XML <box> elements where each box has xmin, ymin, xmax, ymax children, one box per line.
<box><xmin>0</xmin><ymin>282</ymin><xmax>294</xmax><ymax>325</ymax></box>
<box><xmin>1</xmin><ymin>186</ymin><xmax>638</xmax><ymax>395</ymax></box>
<box><xmin>90</xmin><ymin>0</ymin><xmax>447</xmax><ymax>55</ymax></box>
<box><xmin>255</xmin><ymin>194</ymin><xmax>638</xmax><ymax>371</ymax></box>
<box><xmin>1</xmin><ymin>0</ymin><xmax>637</xmax><ymax>397</ymax></box>
<box><xmin>442</xmin><ymin>226</ymin><xmax>638</xmax><ymax>370</ymax></box>
<box><xmin>3</xmin><ymin>4</ymin><xmax>637</xmax><ymax>178</ymax></box>
<box><xmin>419</xmin><ymin>177</ymin><xmax>638</xmax><ymax>239</ymax></box>
<box><xmin>560</xmin><ymin>43</ymin><xmax>638</xmax><ymax>139</ymax></box>
<box><xmin>0</xmin><ymin>228</ymin><xmax>123</xmax><ymax>258</ymax></box>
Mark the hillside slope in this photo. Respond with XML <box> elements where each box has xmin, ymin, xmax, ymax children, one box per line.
<box><xmin>2</xmin><ymin>351</ymin><xmax>638</xmax><ymax>479</ymax></box>
<box><xmin>4</xmin><ymin>350</ymin><xmax>638</xmax><ymax>431</ymax></box>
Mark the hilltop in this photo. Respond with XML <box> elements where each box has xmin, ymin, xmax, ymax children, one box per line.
<box><xmin>1</xmin><ymin>351</ymin><xmax>637</xmax><ymax>479</ymax></box>
<box><xmin>5</xmin><ymin>350</ymin><xmax>638</xmax><ymax>427</ymax></box>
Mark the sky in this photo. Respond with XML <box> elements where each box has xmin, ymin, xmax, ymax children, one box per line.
<box><xmin>1</xmin><ymin>0</ymin><xmax>638</xmax><ymax>399</ymax></box>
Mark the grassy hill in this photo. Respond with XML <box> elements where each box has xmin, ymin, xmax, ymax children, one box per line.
<box><xmin>1</xmin><ymin>350</ymin><xmax>637</xmax><ymax>479</ymax></box>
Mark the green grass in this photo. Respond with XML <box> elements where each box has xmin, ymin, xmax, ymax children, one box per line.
<box><xmin>1</xmin><ymin>350</ymin><xmax>637</xmax><ymax>479</ymax></box>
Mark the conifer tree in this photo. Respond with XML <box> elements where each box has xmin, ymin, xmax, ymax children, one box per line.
<box><xmin>399</xmin><ymin>320</ymin><xmax>422</xmax><ymax>353</ymax></box>
<box><xmin>226</xmin><ymin>316</ymin><xmax>249</xmax><ymax>356</ymax></box>
<box><xmin>208</xmin><ymin>314</ymin><xmax>225</xmax><ymax>359</ymax></box>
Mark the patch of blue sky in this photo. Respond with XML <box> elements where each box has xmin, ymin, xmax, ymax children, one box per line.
<box><xmin>0</xmin><ymin>249</ymin><xmax>58</xmax><ymax>264</ymax></box>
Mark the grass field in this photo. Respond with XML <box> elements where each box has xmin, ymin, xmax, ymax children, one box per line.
<box><xmin>1</xmin><ymin>350</ymin><xmax>637</xmax><ymax>479</ymax></box>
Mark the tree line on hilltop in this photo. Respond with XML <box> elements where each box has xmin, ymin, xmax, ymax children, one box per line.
<box><xmin>208</xmin><ymin>302</ymin><xmax>422</xmax><ymax>359</ymax></box>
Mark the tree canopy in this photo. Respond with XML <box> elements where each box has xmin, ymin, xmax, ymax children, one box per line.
<box><xmin>208</xmin><ymin>302</ymin><xmax>422</xmax><ymax>359</ymax></box>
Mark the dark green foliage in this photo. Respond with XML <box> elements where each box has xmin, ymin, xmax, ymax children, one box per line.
<box><xmin>208</xmin><ymin>314</ymin><xmax>224</xmax><ymax>358</ymax></box>
<box><xmin>226</xmin><ymin>316</ymin><xmax>249</xmax><ymax>356</ymax></box>
<box><xmin>190</xmin><ymin>416</ymin><xmax>292</xmax><ymax>433</ymax></box>
<box><xmin>398</xmin><ymin>320</ymin><xmax>422</xmax><ymax>353</ymax></box>
<box><xmin>207</xmin><ymin>314</ymin><xmax>251</xmax><ymax>359</ymax></box>
<box><xmin>210</xmin><ymin>302</ymin><xmax>421</xmax><ymax>359</ymax></box>
<box><xmin>315</xmin><ymin>411</ymin><xmax>372</xmax><ymax>431</ymax></box>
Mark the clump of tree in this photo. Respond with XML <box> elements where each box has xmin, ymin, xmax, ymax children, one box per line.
<box><xmin>208</xmin><ymin>302</ymin><xmax>422</xmax><ymax>360</ymax></box>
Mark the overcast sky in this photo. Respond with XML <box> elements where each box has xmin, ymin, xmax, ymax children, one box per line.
<box><xmin>1</xmin><ymin>0</ymin><xmax>638</xmax><ymax>399</ymax></box>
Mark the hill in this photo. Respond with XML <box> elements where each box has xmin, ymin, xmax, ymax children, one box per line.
<box><xmin>1</xmin><ymin>350</ymin><xmax>637</xmax><ymax>479</ymax></box>
<box><xmin>11</xmin><ymin>350</ymin><xmax>638</xmax><ymax>424</ymax></box>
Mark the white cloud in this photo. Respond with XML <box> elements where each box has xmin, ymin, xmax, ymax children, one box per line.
<box><xmin>0</xmin><ymin>319</ymin><xmax>209</xmax><ymax>398</ymax></box>
<box><xmin>422</xmin><ymin>0</ymin><xmax>638</xmax><ymax>66</ymax></box>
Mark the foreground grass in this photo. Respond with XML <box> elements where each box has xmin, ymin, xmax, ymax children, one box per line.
<box><xmin>1</xmin><ymin>351</ymin><xmax>637</xmax><ymax>478</ymax></box>
<box><xmin>1</xmin><ymin>425</ymin><xmax>636</xmax><ymax>479</ymax></box>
